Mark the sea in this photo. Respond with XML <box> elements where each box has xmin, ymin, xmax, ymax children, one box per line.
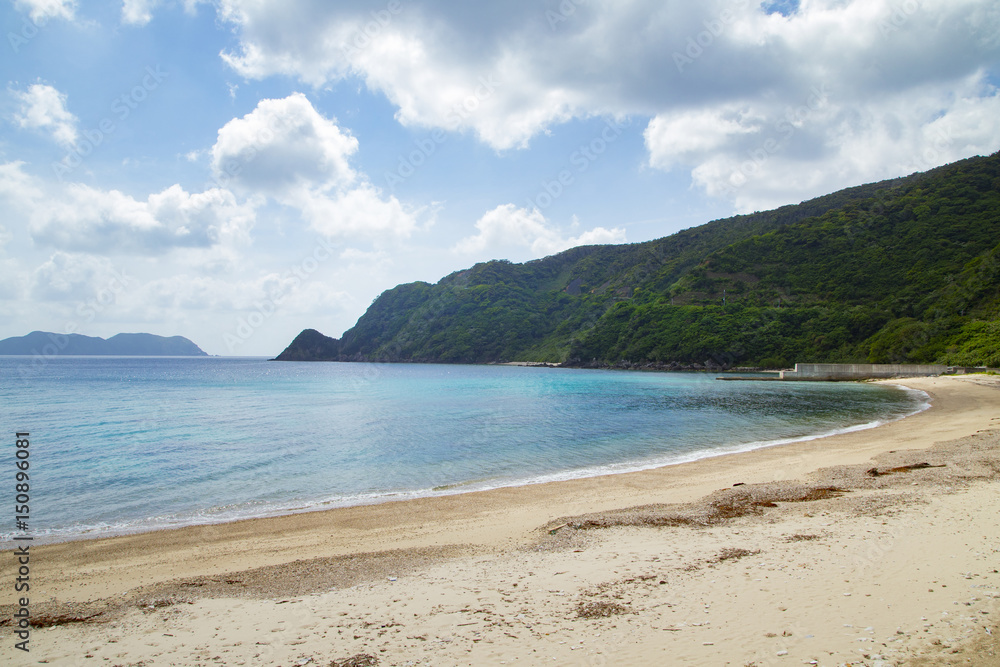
<box><xmin>0</xmin><ymin>356</ymin><xmax>928</xmax><ymax>544</ymax></box>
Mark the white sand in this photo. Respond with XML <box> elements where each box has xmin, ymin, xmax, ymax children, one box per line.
<box><xmin>5</xmin><ymin>375</ymin><xmax>999</xmax><ymax>666</ymax></box>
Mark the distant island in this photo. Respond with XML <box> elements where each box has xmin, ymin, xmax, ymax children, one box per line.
<box><xmin>0</xmin><ymin>332</ymin><xmax>208</xmax><ymax>356</ymax></box>
<box><xmin>276</xmin><ymin>151</ymin><xmax>1000</xmax><ymax>369</ymax></box>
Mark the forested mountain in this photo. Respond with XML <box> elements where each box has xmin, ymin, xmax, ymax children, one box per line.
<box><xmin>276</xmin><ymin>152</ymin><xmax>1000</xmax><ymax>368</ymax></box>
<box><xmin>0</xmin><ymin>332</ymin><xmax>208</xmax><ymax>356</ymax></box>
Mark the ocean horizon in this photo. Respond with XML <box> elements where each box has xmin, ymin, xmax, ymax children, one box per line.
<box><xmin>0</xmin><ymin>356</ymin><xmax>928</xmax><ymax>544</ymax></box>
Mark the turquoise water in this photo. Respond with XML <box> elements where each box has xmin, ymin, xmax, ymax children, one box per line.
<box><xmin>0</xmin><ymin>357</ymin><xmax>926</xmax><ymax>543</ymax></box>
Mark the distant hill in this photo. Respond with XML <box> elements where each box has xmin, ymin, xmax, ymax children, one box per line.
<box><xmin>276</xmin><ymin>152</ymin><xmax>1000</xmax><ymax>368</ymax></box>
<box><xmin>0</xmin><ymin>332</ymin><xmax>208</xmax><ymax>356</ymax></box>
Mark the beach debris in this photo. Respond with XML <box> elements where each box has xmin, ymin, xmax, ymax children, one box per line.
<box><xmin>138</xmin><ymin>596</ymin><xmax>192</xmax><ymax>612</ymax></box>
<box><xmin>711</xmin><ymin>548</ymin><xmax>760</xmax><ymax>564</ymax></box>
<box><xmin>561</xmin><ymin>483</ymin><xmax>850</xmax><ymax>532</ymax></box>
<box><xmin>329</xmin><ymin>654</ymin><xmax>378</xmax><ymax>667</ymax></box>
<box><xmin>548</xmin><ymin>523</ymin><xmax>569</xmax><ymax>535</ymax></box>
<box><xmin>866</xmin><ymin>462</ymin><xmax>945</xmax><ymax>476</ymax></box>
<box><xmin>3</xmin><ymin>611</ymin><xmax>105</xmax><ymax>628</ymax></box>
<box><xmin>733</xmin><ymin>482</ymin><xmax>745</xmax><ymax>486</ymax></box>
<box><xmin>785</xmin><ymin>534</ymin><xmax>822</xmax><ymax>542</ymax></box>
<box><xmin>575</xmin><ymin>601</ymin><xmax>632</xmax><ymax>618</ymax></box>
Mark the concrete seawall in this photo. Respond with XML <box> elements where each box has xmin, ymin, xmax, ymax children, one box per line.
<box><xmin>719</xmin><ymin>363</ymin><xmax>998</xmax><ymax>382</ymax></box>
<box><xmin>779</xmin><ymin>363</ymin><xmax>947</xmax><ymax>381</ymax></box>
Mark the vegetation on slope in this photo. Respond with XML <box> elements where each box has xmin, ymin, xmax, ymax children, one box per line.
<box><xmin>276</xmin><ymin>153</ymin><xmax>1000</xmax><ymax>368</ymax></box>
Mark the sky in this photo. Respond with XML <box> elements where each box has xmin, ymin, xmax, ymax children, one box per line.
<box><xmin>1</xmin><ymin>0</ymin><xmax>998</xmax><ymax>356</ymax></box>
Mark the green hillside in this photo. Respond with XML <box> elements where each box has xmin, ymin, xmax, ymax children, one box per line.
<box><xmin>276</xmin><ymin>152</ymin><xmax>1000</xmax><ymax>368</ymax></box>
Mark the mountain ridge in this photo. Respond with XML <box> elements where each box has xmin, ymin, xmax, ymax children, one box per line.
<box><xmin>0</xmin><ymin>332</ymin><xmax>208</xmax><ymax>356</ymax></box>
<box><xmin>276</xmin><ymin>152</ymin><xmax>1000</xmax><ymax>368</ymax></box>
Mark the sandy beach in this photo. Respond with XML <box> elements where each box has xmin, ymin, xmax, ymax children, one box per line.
<box><xmin>3</xmin><ymin>374</ymin><xmax>999</xmax><ymax>666</ymax></box>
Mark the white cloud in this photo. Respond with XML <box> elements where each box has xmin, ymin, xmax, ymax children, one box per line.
<box><xmin>653</xmin><ymin>73</ymin><xmax>1000</xmax><ymax>213</ymax></box>
<box><xmin>301</xmin><ymin>184</ymin><xmax>416</xmax><ymax>239</ymax></box>
<box><xmin>216</xmin><ymin>0</ymin><xmax>592</xmax><ymax>149</ymax></box>
<box><xmin>210</xmin><ymin>92</ymin><xmax>359</xmax><ymax>195</ymax></box>
<box><xmin>7</xmin><ymin>91</ymin><xmax>415</xmax><ymax>258</ymax></box>
<box><xmin>13</xmin><ymin>0</ymin><xmax>76</xmax><ymax>23</ymax></box>
<box><xmin>29</xmin><ymin>184</ymin><xmax>256</xmax><ymax>254</ymax></box>
<box><xmin>140</xmin><ymin>273</ymin><xmax>286</xmax><ymax>312</ymax></box>
<box><xmin>121</xmin><ymin>0</ymin><xmax>159</xmax><ymax>26</ymax></box>
<box><xmin>214</xmin><ymin>0</ymin><xmax>1000</xmax><ymax>206</ymax></box>
<box><xmin>260</xmin><ymin>278</ymin><xmax>351</xmax><ymax>315</ymax></box>
<box><xmin>644</xmin><ymin>105</ymin><xmax>766</xmax><ymax>171</ymax></box>
<box><xmin>0</xmin><ymin>259</ymin><xmax>23</xmax><ymax>298</ymax></box>
<box><xmin>0</xmin><ymin>162</ymin><xmax>44</xmax><ymax>207</ymax></box>
<box><xmin>12</xmin><ymin>84</ymin><xmax>79</xmax><ymax>147</ymax></box>
<box><xmin>565</xmin><ymin>225</ymin><xmax>630</xmax><ymax>250</ymax></box>
<box><xmin>133</xmin><ymin>268</ymin><xmax>354</xmax><ymax>355</ymax></box>
<box><xmin>0</xmin><ymin>163</ymin><xmax>39</xmax><ymax>251</ymax></box>
<box><xmin>211</xmin><ymin>93</ymin><xmax>417</xmax><ymax>240</ymax></box>
<box><xmin>29</xmin><ymin>252</ymin><xmax>124</xmax><ymax>301</ymax></box>
<box><xmin>120</xmin><ymin>0</ymin><xmax>209</xmax><ymax>25</ymax></box>
<box><xmin>340</xmin><ymin>247</ymin><xmax>389</xmax><ymax>263</ymax></box>
<box><xmin>454</xmin><ymin>204</ymin><xmax>626</xmax><ymax>259</ymax></box>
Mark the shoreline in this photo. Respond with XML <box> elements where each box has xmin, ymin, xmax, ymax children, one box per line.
<box><xmin>6</xmin><ymin>375</ymin><xmax>1000</xmax><ymax>665</ymax></box>
<box><xmin>8</xmin><ymin>376</ymin><xmax>992</xmax><ymax>590</ymax></box>
<box><xmin>12</xmin><ymin>377</ymin><xmax>929</xmax><ymax>547</ymax></box>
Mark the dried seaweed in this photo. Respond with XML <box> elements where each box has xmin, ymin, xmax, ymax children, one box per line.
<box><xmin>575</xmin><ymin>601</ymin><xmax>632</xmax><ymax>618</ymax></box>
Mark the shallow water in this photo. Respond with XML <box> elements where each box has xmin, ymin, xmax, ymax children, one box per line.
<box><xmin>0</xmin><ymin>357</ymin><xmax>926</xmax><ymax>542</ymax></box>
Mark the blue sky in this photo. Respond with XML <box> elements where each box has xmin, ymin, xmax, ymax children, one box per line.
<box><xmin>1</xmin><ymin>0</ymin><xmax>998</xmax><ymax>356</ymax></box>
